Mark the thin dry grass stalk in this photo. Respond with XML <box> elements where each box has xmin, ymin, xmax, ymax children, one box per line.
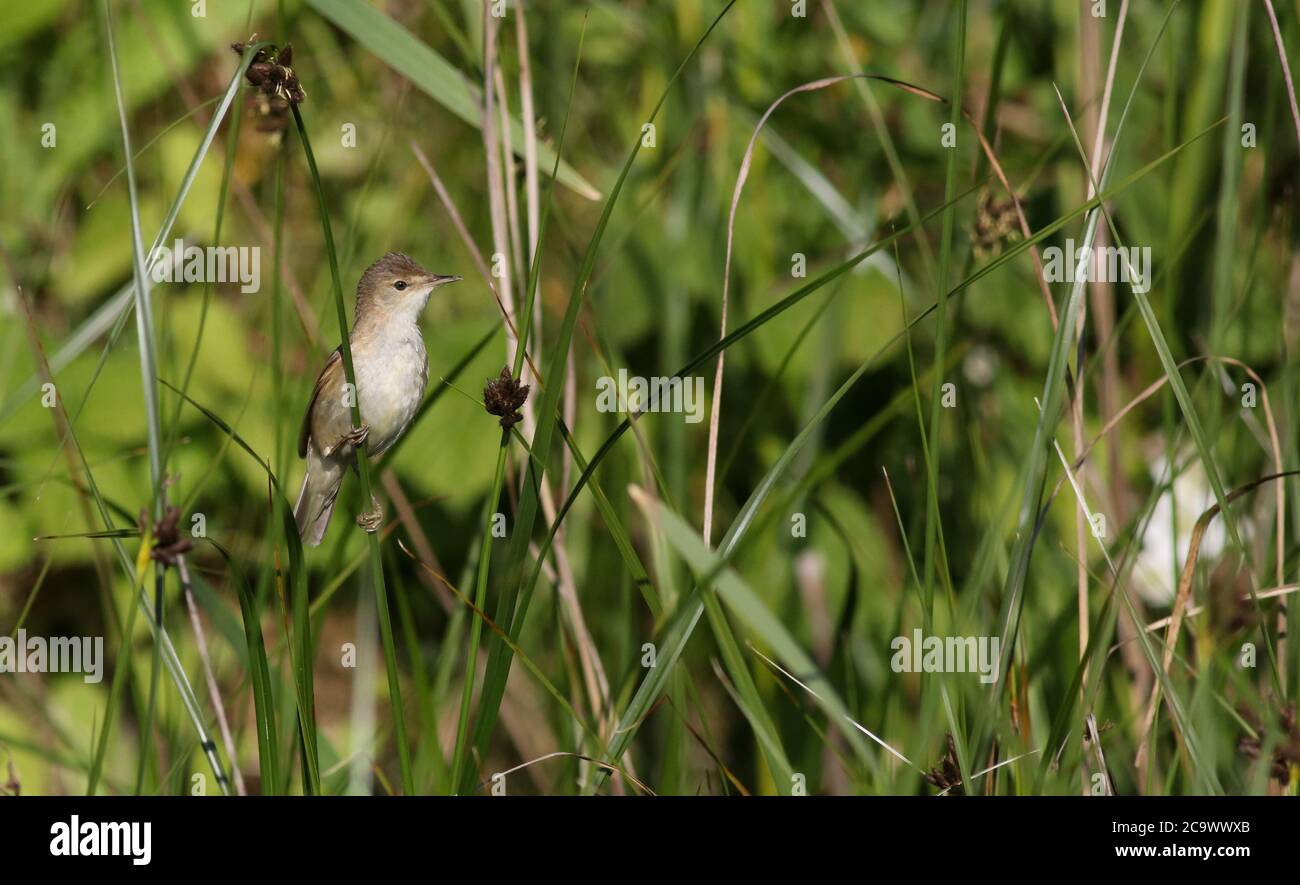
<box><xmin>480</xmin><ymin>4</ymin><xmax>519</xmax><ymax>373</ymax></box>
<box><xmin>1264</xmin><ymin>0</ymin><xmax>1300</xmax><ymax>151</ymax></box>
<box><xmin>1075</xmin><ymin>0</ymin><xmax>1130</xmax><ymax>722</ymax></box>
<box><xmin>408</xmin><ymin>141</ymin><xmax>542</xmax><ymax>384</ymax></box>
<box><xmin>1140</xmin><ymin>584</ymin><xmax>1300</xmax><ymax>634</ymax></box>
<box><xmin>494</xmin><ymin>67</ymin><xmax>527</xmax><ymax>308</ymax></box>
<box><xmin>515</xmin><ymin>1</ymin><xmax>541</xmax><ymax>263</ymax></box>
<box><xmin>177</xmin><ymin>556</ymin><xmax>246</xmax><ymax>796</ymax></box>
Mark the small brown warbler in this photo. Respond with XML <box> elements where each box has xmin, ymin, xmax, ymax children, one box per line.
<box><xmin>294</xmin><ymin>252</ymin><xmax>459</xmax><ymax>545</ymax></box>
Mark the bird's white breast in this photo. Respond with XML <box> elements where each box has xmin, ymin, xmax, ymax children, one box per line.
<box><xmin>353</xmin><ymin>324</ymin><xmax>427</xmax><ymax>456</ymax></box>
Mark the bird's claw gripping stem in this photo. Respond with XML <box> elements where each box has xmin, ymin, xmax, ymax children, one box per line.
<box><xmin>342</xmin><ymin>421</ymin><xmax>370</xmax><ymax>448</ymax></box>
<box><xmin>357</xmin><ymin>494</ymin><xmax>383</xmax><ymax>534</ymax></box>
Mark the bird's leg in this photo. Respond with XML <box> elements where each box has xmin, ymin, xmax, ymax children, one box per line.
<box><xmin>357</xmin><ymin>493</ymin><xmax>383</xmax><ymax>533</ymax></box>
<box><xmin>322</xmin><ymin>421</ymin><xmax>370</xmax><ymax>458</ymax></box>
<box><xmin>340</xmin><ymin>421</ymin><xmax>370</xmax><ymax>449</ymax></box>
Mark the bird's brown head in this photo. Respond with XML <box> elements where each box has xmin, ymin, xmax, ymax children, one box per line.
<box><xmin>355</xmin><ymin>251</ymin><xmax>459</xmax><ymax>322</ymax></box>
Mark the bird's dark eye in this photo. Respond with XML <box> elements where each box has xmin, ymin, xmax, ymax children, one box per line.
<box><xmin>394</xmin><ymin>280</ymin><xmax>407</xmax><ymax>291</ymax></box>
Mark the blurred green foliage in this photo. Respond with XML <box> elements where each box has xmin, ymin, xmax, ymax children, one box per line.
<box><xmin>0</xmin><ymin>0</ymin><xmax>1298</xmax><ymax>796</ymax></box>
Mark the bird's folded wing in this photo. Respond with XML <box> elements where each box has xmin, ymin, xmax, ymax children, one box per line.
<box><xmin>298</xmin><ymin>348</ymin><xmax>352</xmax><ymax>458</ymax></box>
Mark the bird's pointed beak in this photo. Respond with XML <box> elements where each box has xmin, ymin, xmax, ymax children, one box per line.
<box><xmin>426</xmin><ymin>273</ymin><xmax>461</xmax><ymax>288</ymax></box>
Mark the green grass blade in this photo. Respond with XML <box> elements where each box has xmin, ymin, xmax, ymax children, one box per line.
<box><xmin>290</xmin><ymin>102</ymin><xmax>412</xmax><ymax>794</ymax></box>
<box><xmin>209</xmin><ymin>539</ymin><xmax>281</xmax><ymax>793</ymax></box>
<box><xmin>921</xmin><ymin>0</ymin><xmax>966</xmax><ymax>619</ymax></box>
<box><xmin>104</xmin><ymin>0</ymin><xmax>161</xmax><ymax>508</ymax></box>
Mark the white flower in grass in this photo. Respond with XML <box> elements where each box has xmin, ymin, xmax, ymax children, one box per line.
<box><xmin>1131</xmin><ymin>452</ymin><xmax>1229</xmax><ymax>607</ymax></box>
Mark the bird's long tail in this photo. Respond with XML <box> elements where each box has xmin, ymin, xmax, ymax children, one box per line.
<box><xmin>294</xmin><ymin>451</ymin><xmax>344</xmax><ymax>546</ymax></box>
